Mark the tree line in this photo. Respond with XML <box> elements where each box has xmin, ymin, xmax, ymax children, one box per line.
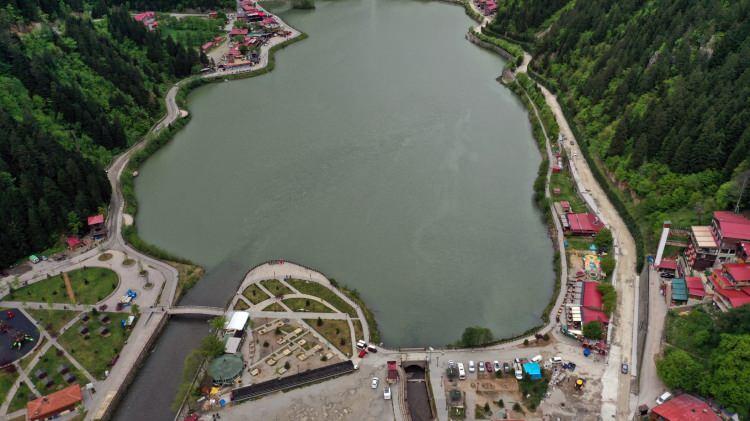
<box><xmin>491</xmin><ymin>0</ymin><xmax>750</xmax><ymax>249</ymax></box>
<box><xmin>0</xmin><ymin>0</ymin><xmax>210</xmax><ymax>266</ymax></box>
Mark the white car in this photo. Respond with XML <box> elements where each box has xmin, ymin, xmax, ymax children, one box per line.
<box><xmin>478</xmin><ymin>361</ymin><xmax>485</xmax><ymax>372</ymax></box>
<box><xmin>656</xmin><ymin>392</ymin><xmax>672</xmax><ymax>405</ymax></box>
<box><xmin>371</xmin><ymin>377</ymin><xmax>379</xmax><ymax>389</ymax></box>
<box><xmin>468</xmin><ymin>360</ymin><xmax>475</xmax><ymax>373</ymax></box>
<box><xmin>493</xmin><ymin>360</ymin><xmax>501</xmax><ymax>372</ymax></box>
<box><xmin>531</xmin><ymin>354</ymin><xmax>543</xmax><ymax>363</ymax></box>
<box><xmin>448</xmin><ymin>360</ymin><xmax>455</xmax><ymax>368</ymax></box>
<box><xmin>549</xmin><ymin>356</ymin><xmax>563</xmax><ymax>365</ymax></box>
<box><xmin>383</xmin><ymin>386</ymin><xmax>391</xmax><ymax>400</ymax></box>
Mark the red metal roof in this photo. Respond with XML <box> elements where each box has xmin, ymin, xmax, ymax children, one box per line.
<box><xmin>658</xmin><ymin>258</ymin><xmax>678</xmax><ymax>271</ymax></box>
<box><xmin>685</xmin><ymin>277</ymin><xmax>705</xmax><ymax>297</ymax></box>
<box><xmin>724</xmin><ymin>263</ymin><xmax>750</xmax><ymax>282</ymax></box>
<box><xmin>27</xmin><ymin>385</ymin><xmax>82</xmax><ymax>420</ymax></box>
<box><xmin>582</xmin><ymin>281</ymin><xmax>603</xmax><ymax>310</ymax></box>
<box><xmin>201</xmin><ymin>42</ymin><xmax>214</xmax><ymax>51</ymax></box>
<box><xmin>651</xmin><ymin>394</ymin><xmax>719</xmax><ymax>421</ymax></box>
<box><xmin>66</xmin><ymin>236</ymin><xmax>81</xmax><ymax>248</ymax></box>
<box><xmin>87</xmin><ymin>214</ymin><xmax>104</xmax><ymax>226</ymax></box>
<box><xmin>582</xmin><ymin>307</ymin><xmax>609</xmax><ymax>324</ymax></box>
<box><xmin>711</xmin><ymin>274</ymin><xmax>750</xmax><ymax>308</ymax></box>
<box><xmin>229</xmin><ymin>28</ymin><xmax>249</xmax><ymax>36</ymax></box>
<box><xmin>134</xmin><ymin>11</ymin><xmax>155</xmax><ymax>22</ymax></box>
<box><xmin>567</xmin><ymin>213</ymin><xmax>604</xmax><ymax>234</ymax></box>
<box><xmin>713</xmin><ymin>211</ymin><xmax>750</xmax><ymax>241</ymax></box>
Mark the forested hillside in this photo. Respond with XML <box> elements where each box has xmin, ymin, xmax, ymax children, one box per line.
<box><xmin>489</xmin><ymin>0</ymin><xmax>750</xmax><ymax>244</ymax></box>
<box><xmin>0</xmin><ymin>1</ymin><xmax>213</xmax><ymax>266</ymax></box>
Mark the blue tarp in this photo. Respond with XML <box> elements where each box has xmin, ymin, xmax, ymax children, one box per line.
<box><xmin>523</xmin><ymin>362</ymin><xmax>542</xmax><ymax>380</ymax></box>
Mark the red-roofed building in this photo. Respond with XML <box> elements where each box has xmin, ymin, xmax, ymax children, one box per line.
<box><xmin>229</xmin><ymin>27</ymin><xmax>249</xmax><ymax>37</ymax></box>
<box><xmin>709</xmin><ymin>268</ymin><xmax>750</xmax><ymax>310</ymax></box>
<box><xmin>201</xmin><ymin>41</ymin><xmax>215</xmax><ymax>52</ymax></box>
<box><xmin>724</xmin><ymin>263</ymin><xmax>750</xmax><ymax>285</ymax></box>
<box><xmin>87</xmin><ymin>214</ymin><xmax>106</xmax><ymax>240</ymax></box>
<box><xmin>686</xmin><ymin>211</ymin><xmax>750</xmax><ymax>271</ymax></box>
<box><xmin>27</xmin><ymin>384</ymin><xmax>83</xmax><ymax>421</ymax></box>
<box><xmin>133</xmin><ymin>11</ymin><xmax>158</xmax><ymax>31</ymax></box>
<box><xmin>650</xmin><ymin>394</ymin><xmax>719</xmax><ymax>421</ymax></box>
<box><xmin>685</xmin><ymin>277</ymin><xmax>705</xmax><ymax>299</ymax></box>
<box><xmin>66</xmin><ymin>236</ymin><xmax>81</xmax><ymax>250</ymax></box>
<box><xmin>581</xmin><ymin>281</ymin><xmax>609</xmax><ymax>324</ymax></box>
<box><xmin>566</xmin><ymin>213</ymin><xmax>604</xmax><ymax>236</ymax></box>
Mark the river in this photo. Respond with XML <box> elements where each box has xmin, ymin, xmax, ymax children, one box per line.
<box><xmin>118</xmin><ymin>0</ymin><xmax>553</xmax><ymax>418</ymax></box>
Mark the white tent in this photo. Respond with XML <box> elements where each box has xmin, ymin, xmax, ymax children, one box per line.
<box><xmin>225</xmin><ymin>311</ymin><xmax>249</xmax><ymax>332</ymax></box>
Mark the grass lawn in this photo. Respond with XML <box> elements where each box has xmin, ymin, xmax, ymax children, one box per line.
<box><xmin>27</xmin><ymin>310</ymin><xmax>79</xmax><ymax>336</ymax></box>
<box><xmin>550</xmin><ymin>172</ymin><xmax>587</xmax><ymax>213</ymax></box>
<box><xmin>8</xmin><ymin>382</ymin><xmax>32</xmax><ymax>413</ymax></box>
<box><xmin>352</xmin><ymin>319</ymin><xmax>364</xmax><ymax>342</ymax></box>
<box><xmin>7</xmin><ymin>268</ymin><xmax>119</xmax><ymax>305</ymax></box>
<box><xmin>304</xmin><ymin>318</ymin><xmax>352</xmax><ymax>357</ymax></box>
<box><xmin>260</xmin><ymin>279</ymin><xmax>293</xmax><ymax>297</ymax></box>
<box><xmin>565</xmin><ymin>235</ymin><xmax>595</xmax><ymax>252</ymax></box>
<box><xmin>0</xmin><ymin>368</ymin><xmax>19</xmax><ymax>405</ymax></box>
<box><xmin>169</xmin><ymin>261</ymin><xmax>205</xmax><ymax>295</ymax></box>
<box><xmin>233</xmin><ymin>300</ymin><xmax>249</xmax><ymax>310</ymax></box>
<box><xmin>242</xmin><ymin>284</ymin><xmax>270</xmax><ymax>304</ymax></box>
<box><xmin>282</xmin><ymin>298</ymin><xmax>333</xmax><ymax>313</ymax></box>
<box><xmin>20</xmin><ymin>338</ymin><xmax>47</xmax><ymax>370</ymax></box>
<box><xmin>261</xmin><ymin>302</ymin><xmax>285</xmax><ymax>312</ymax></box>
<box><xmin>287</xmin><ymin>280</ymin><xmax>355</xmax><ymax>317</ymax></box>
<box><xmin>30</xmin><ymin>347</ymin><xmax>86</xmax><ymax>394</ymax></box>
<box><xmin>58</xmin><ymin>312</ymin><xmax>132</xmax><ymax>379</ymax></box>
<box><xmin>157</xmin><ymin>15</ymin><xmax>226</xmax><ymax>49</ymax></box>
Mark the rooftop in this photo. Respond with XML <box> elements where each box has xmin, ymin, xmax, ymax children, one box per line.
<box><xmin>651</xmin><ymin>394</ymin><xmax>720</xmax><ymax>421</ymax></box>
<box><xmin>691</xmin><ymin>225</ymin><xmax>718</xmax><ymax>248</ymax></box>
<box><xmin>713</xmin><ymin>211</ymin><xmax>750</xmax><ymax>241</ymax></box>
<box><xmin>658</xmin><ymin>258</ymin><xmax>678</xmax><ymax>271</ymax></box>
<box><xmin>87</xmin><ymin>214</ymin><xmax>104</xmax><ymax>226</ymax></box>
<box><xmin>685</xmin><ymin>277</ymin><xmax>705</xmax><ymax>297</ymax></box>
<box><xmin>724</xmin><ymin>263</ymin><xmax>750</xmax><ymax>282</ymax></box>
<box><xmin>567</xmin><ymin>213</ymin><xmax>604</xmax><ymax>233</ymax></box>
<box><xmin>27</xmin><ymin>385</ymin><xmax>82</xmax><ymax>420</ymax></box>
<box><xmin>672</xmin><ymin>278</ymin><xmax>688</xmax><ymax>301</ymax></box>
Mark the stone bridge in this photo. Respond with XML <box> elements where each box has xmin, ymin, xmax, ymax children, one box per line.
<box><xmin>167</xmin><ymin>305</ymin><xmax>226</xmax><ymax>317</ymax></box>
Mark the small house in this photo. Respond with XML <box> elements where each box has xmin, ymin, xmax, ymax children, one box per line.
<box><xmin>66</xmin><ymin>236</ymin><xmax>82</xmax><ymax>251</ymax></box>
<box><xmin>670</xmin><ymin>278</ymin><xmax>688</xmax><ymax>306</ymax></box>
<box><xmin>566</xmin><ymin>213</ymin><xmax>604</xmax><ymax>236</ymax></box>
<box><xmin>522</xmin><ymin>362</ymin><xmax>542</xmax><ymax>380</ymax></box>
<box><xmin>651</xmin><ymin>393</ymin><xmax>719</xmax><ymax>421</ymax></box>
<box><xmin>26</xmin><ymin>384</ymin><xmax>83</xmax><ymax>421</ymax></box>
<box><xmin>87</xmin><ymin>214</ymin><xmax>106</xmax><ymax>239</ymax></box>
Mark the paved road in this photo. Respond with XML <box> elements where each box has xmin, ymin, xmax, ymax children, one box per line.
<box><xmin>637</xmin><ymin>267</ymin><xmax>667</xmax><ymax>408</ymax></box>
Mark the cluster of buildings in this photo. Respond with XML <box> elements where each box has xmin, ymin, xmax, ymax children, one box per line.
<box><xmin>659</xmin><ymin>211</ymin><xmax>750</xmax><ymax>310</ymax></box>
<box><xmin>201</xmin><ymin>36</ymin><xmax>226</xmax><ymax>53</ymax></box>
<box><xmin>219</xmin><ymin>4</ymin><xmax>290</xmax><ymax>70</ymax></box>
<box><xmin>474</xmin><ymin>0</ymin><xmax>497</xmax><ymax>16</ymax></box>
<box><xmin>133</xmin><ymin>11</ymin><xmax>158</xmax><ymax>31</ymax></box>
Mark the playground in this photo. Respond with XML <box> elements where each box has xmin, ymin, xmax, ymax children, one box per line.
<box><xmin>0</xmin><ymin>310</ymin><xmax>40</xmax><ymax>366</ymax></box>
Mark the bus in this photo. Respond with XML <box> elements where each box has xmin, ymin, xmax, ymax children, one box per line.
<box><xmin>457</xmin><ymin>363</ymin><xmax>466</xmax><ymax>380</ymax></box>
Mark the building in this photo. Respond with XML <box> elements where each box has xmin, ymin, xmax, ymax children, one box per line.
<box><xmin>686</xmin><ymin>211</ymin><xmax>750</xmax><ymax>271</ymax></box>
<box><xmin>65</xmin><ymin>236</ymin><xmax>82</xmax><ymax>251</ymax></box>
<box><xmin>225</xmin><ymin>311</ymin><xmax>249</xmax><ymax>333</ymax></box>
<box><xmin>27</xmin><ymin>384</ymin><xmax>83</xmax><ymax>421</ymax></box>
<box><xmin>87</xmin><ymin>214</ymin><xmax>106</xmax><ymax>239</ymax></box>
<box><xmin>670</xmin><ymin>278</ymin><xmax>688</xmax><ymax>305</ymax></box>
<box><xmin>581</xmin><ymin>281</ymin><xmax>609</xmax><ymax>326</ymax></box>
<box><xmin>566</xmin><ymin>213</ymin><xmax>604</xmax><ymax>236</ymax></box>
<box><xmin>657</xmin><ymin>258</ymin><xmax>679</xmax><ymax>277</ymax></box>
<box><xmin>650</xmin><ymin>393</ymin><xmax>719</xmax><ymax>421</ymax></box>
<box><xmin>685</xmin><ymin>225</ymin><xmax>719</xmax><ymax>270</ymax></box>
<box><xmin>708</xmin><ymin>263</ymin><xmax>750</xmax><ymax>310</ymax></box>
<box><xmin>229</xmin><ymin>27</ymin><xmax>249</xmax><ymax>37</ymax></box>
<box><xmin>133</xmin><ymin>11</ymin><xmax>158</xmax><ymax>31</ymax></box>
<box><xmin>685</xmin><ymin>276</ymin><xmax>706</xmax><ymax>300</ymax></box>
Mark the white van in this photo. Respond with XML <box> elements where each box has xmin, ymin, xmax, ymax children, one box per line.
<box><xmin>468</xmin><ymin>361</ymin><xmax>475</xmax><ymax>373</ymax></box>
<box><xmin>531</xmin><ymin>354</ymin><xmax>543</xmax><ymax>363</ymax></box>
<box><xmin>514</xmin><ymin>362</ymin><xmax>523</xmax><ymax>380</ymax></box>
<box><xmin>457</xmin><ymin>363</ymin><xmax>466</xmax><ymax>380</ymax></box>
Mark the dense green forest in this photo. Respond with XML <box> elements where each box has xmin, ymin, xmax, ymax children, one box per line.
<box><xmin>0</xmin><ymin>1</ymin><xmax>215</xmax><ymax>266</ymax></box>
<box><xmin>490</xmin><ymin>0</ymin><xmax>750</xmax><ymax>246</ymax></box>
<box><xmin>659</xmin><ymin>306</ymin><xmax>750</xmax><ymax>417</ymax></box>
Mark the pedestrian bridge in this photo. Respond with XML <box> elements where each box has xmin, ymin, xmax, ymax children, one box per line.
<box><xmin>167</xmin><ymin>305</ymin><xmax>225</xmax><ymax>317</ymax></box>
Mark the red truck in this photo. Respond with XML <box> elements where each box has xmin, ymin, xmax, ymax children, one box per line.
<box><xmin>386</xmin><ymin>361</ymin><xmax>399</xmax><ymax>384</ymax></box>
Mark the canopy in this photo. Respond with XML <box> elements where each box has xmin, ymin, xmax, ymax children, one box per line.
<box><xmin>208</xmin><ymin>354</ymin><xmax>243</xmax><ymax>385</ymax></box>
<box><xmin>225</xmin><ymin>311</ymin><xmax>249</xmax><ymax>331</ymax></box>
<box><xmin>225</xmin><ymin>337</ymin><xmax>242</xmax><ymax>354</ymax></box>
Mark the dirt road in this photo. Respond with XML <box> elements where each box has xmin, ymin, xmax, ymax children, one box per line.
<box><xmin>538</xmin><ymin>86</ymin><xmax>637</xmax><ymax>419</ymax></box>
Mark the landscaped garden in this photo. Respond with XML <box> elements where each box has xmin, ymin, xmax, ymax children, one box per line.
<box><xmin>7</xmin><ymin>268</ymin><xmax>119</xmax><ymax>305</ymax></box>
<box><xmin>8</xmin><ymin>381</ymin><xmax>32</xmax><ymax>413</ymax></box>
<box><xmin>282</xmin><ymin>298</ymin><xmax>333</xmax><ymax>313</ymax></box>
<box><xmin>304</xmin><ymin>318</ymin><xmax>352</xmax><ymax>357</ymax></box>
<box><xmin>30</xmin><ymin>347</ymin><xmax>86</xmax><ymax>393</ymax></box>
<box><xmin>242</xmin><ymin>284</ymin><xmax>270</xmax><ymax>304</ymax></box>
<box><xmin>0</xmin><ymin>367</ymin><xmax>18</xmax><ymax>406</ymax></box>
<box><xmin>58</xmin><ymin>311</ymin><xmax>132</xmax><ymax>379</ymax></box>
<box><xmin>261</xmin><ymin>302</ymin><xmax>285</xmax><ymax>312</ymax></box>
<box><xmin>287</xmin><ymin>279</ymin><xmax>355</xmax><ymax>317</ymax></box>
<box><xmin>26</xmin><ymin>310</ymin><xmax>79</xmax><ymax>336</ymax></box>
<box><xmin>259</xmin><ymin>279</ymin><xmax>293</xmax><ymax>297</ymax></box>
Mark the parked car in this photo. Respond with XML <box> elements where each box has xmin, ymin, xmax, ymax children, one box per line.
<box><xmin>448</xmin><ymin>360</ymin><xmax>455</xmax><ymax>368</ymax></box>
<box><xmin>656</xmin><ymin>392</ymin><xmax>672</xmax><ymax>405</ymax></box>
<box><xmin>383</xmin><ymin>386</ymin><xmax>391</xmax><ymax>400</ymax></box>
<box><xmin>493</xmin><ymin>361</ymin><xmax>501</xmax><ymax>372</ymax></box>
<box><xmin>356</xmin><ymin>340</ymin><xmax>367</xmax><ymax>349</ymax></box>
<box><xmin>531</xmin><ymin>354</ymin><xmax>543</xmax><ymax>363</ymax></box>
<box><xmin>503</xmin><ymin>362</ymin><xmax>511</xmax><ymax>373</ymax></box>
<box><xmin>478</xmin><ymin>361</ymin><xmax>485</xmax><ymax>372</ymax></box>
<box><xmin>485</xmin><ymin>361</ymin><xmax>493</xmax><ymax>373</ymax></box>
<box><xmin>468</xmin><ymin>360</ymin><xmax>476</xmax><ymax>373</ymax></box>
<box><xmin>371</xmin><ymin>377</ymin><xmax>379</xmax><ymax>389</ymax></box>
<box><xmin>366</xmin><ymin>345</ymin><xmax>378</xmax><ymax>353</ymax></box>
<box><xmin>358</xmin><ymin>349</ymin><xmax>367</xmax><ymax>358</ymax></box>
<box><xmin>621</xmin><ymin>362</ymin><xmax>629</xmax><ymax>374</ymax></box>
<box><xmin>549</xmin><ymin>356</ymin><xmax>563</xmax><ymax>365</ymax></box>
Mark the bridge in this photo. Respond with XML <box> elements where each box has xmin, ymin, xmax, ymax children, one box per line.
<box><xmin>167</xmin><ymin>306</ymin><xmax>226</xmax><ymax>317</ymax></box>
